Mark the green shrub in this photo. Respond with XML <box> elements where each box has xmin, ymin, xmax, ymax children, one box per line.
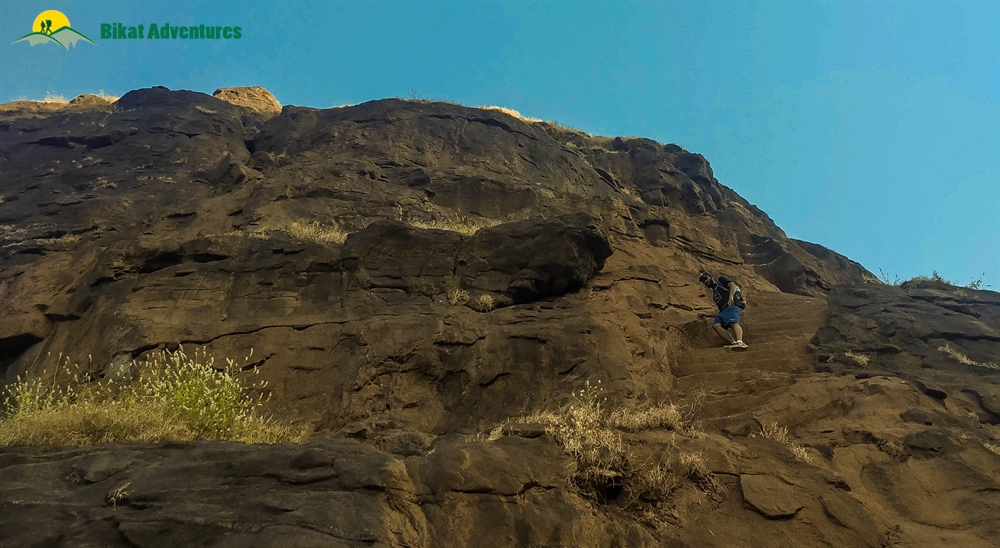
<box><xmin>0</xmin><ymin>347</ymin><xmax>306</xmax><ymax>446</ymax></box>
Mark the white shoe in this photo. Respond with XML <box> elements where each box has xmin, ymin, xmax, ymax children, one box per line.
<box><xmin>731</xmin><ymin>341</ymin><xmax>749</xmax><ymax>351</ymax></box>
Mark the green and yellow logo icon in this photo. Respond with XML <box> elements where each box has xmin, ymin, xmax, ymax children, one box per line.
<box><xmin>12</xmin><ymin>10</ymin><xmax>95</xmax><ymax>49</ymax></box>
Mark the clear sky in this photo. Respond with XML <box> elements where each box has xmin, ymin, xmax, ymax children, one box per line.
<box><xmin>2</xmin><ymin>1</ymin><xmax>998</xmax><ymax>289</ymax></box>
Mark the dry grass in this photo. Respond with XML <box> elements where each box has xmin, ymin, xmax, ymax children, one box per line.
<box><xmin>407</xmin><ymin>216</ymin><xmax>500</xmax><ymax>236</ymax></box>
<box><xmin>844</xmin><ymin>351</ymin><xmax>870</xmax><ymax>366</ymax></box>
<box><xmin>0</xmin><ymin>224</ymin><xmax>29</xmax><ymax>242</ymax></box>
<box><xmin>985</xmin><ymin>442</ymin><xmax>1000</xmax><ymax>456</ymax></box>
<box><xmin>0</xmin><ymin>348</ymin><xmax>306</xmax><ymax>447</ymax></box>
<box><xmin>938</xmin><ymin>344</ymin><xmax>1000</xmax><ymax>371</ymax></box>
<box><xmin>41</xmin><ymin>93</ymin><xmax>68</xmax><ymax>104</ymax></box>
<box><xmin>629</xmin><ymin>462</ymin><xmax>677</xmax><ymax>504</ymax></box>
<box><xmin>407</xmin><ymin>278</ymin><xmax>437</xmax><ymax>296</ymax></box>
<box><xmin>619</xmin><ymin>185</ymin><xmax>641</xmax><ymax>200</ymax></box>
<box><xmin>478</xmin><ymin>105</ymin><xmax>543</xmax><ymax>123</ymax></box>
<box><xmin>239</xmin><ymin>220</ymin><xmax>348</xmax><ymax>245</ymax></box>
<box><xmin>469</xmin><ymin>294</ymin><xmax>497</xmax><ymax>312</ymax></box>
<box><xmin>751</xmin><ymin>422</ymin><xmax>812</xmax><ymax>462</ymax></box>
<box><xmin>444</xmin><ymin>277</ymin><xmax>470</xmax><ymax>306</ymax></box>
<box><xmin>447</xmin><ymin>288</ymin><xmax>470</xmax><ymax>306</ymax></box>
<box><xmin>352</xmin><ymin>268</ymin><xmax>372</xmax><ymax>289</ymax></box>
<box><xmin>105</xmin><ymin>481</ymin><xmax>131</xmax><ymax>507</ymax></box>
<box><xmin>906</xmin><ymin>270</ymin><xmax>952</xmax><ymax>289</ymax></box>
<box><xmin>504</xmin><ymin>380</ymin><xmax>699</xmax><ymax>504</ymax></box>
<box><xmin>607</xmin><ymin>403</ymin><xmax>684</xmax><ymax>432</ymax></box>
<box><xmin>678</xmin><ymin>452</ymin><xmax>712</xmax><ymax>485</ymax></box>
<box><xmin>90</xmin><ymin>91</ymin><xmax>119</xmax><ymax>102</ymax></box>
<box><xmin>520</xmin><ymin>381</ymin><xmax>627</xmax><ymax>492</ymax></box>
<box><xmin>466</xmin><ymin>420</ymin><xmax>508</xmax><ymax>443</ymax></box>
<box><xmin>17</xmin><ymin>91</ymin><xmax>117</xmax><ymax>104</ymax></box>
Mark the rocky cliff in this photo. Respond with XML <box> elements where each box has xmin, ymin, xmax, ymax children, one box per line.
<box><xmin>1</xmin><ymin>87</ymin><xmax>996</xmax><ymax>547</ymax></box>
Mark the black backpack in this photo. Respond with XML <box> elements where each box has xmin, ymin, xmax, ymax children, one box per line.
<box><xmin>714</xmin><ymin>278</ymin><xmax>747</xmax><ymax>309</ymax></box>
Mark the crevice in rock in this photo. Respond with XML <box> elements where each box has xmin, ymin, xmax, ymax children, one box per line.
<box><xmin>139</xmin><ymin>251</ymin><xmax>183</xmax><ymax>273</ymax></box>
<box><xmin>191</xmin><ymin>253</ymin><xmax>228</xmax><ymax>263</ymax></box>
<box><xmin>919</xmin><ymin>332</ymin><xmax>1000</xmax><ymax>344</ymax></box>
<box><xmin>480</xmin><ymin>372</ymin><xmax>511</xmax><ymax>387</ymax></box>
<box><xmin>0</xmin><ymin>333</ymin><xmax>44</xmax><ymax>381</ymax></box>
<box><xmin>43</xmin><ymin>312</ymin><xmax>80</xmax><ymax>322</ymax></box>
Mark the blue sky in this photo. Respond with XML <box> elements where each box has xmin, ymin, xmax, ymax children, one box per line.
<box><xmin>2</xmin><ymin>1</ymin><xmax>998</xmax><ymax>289</ymax></box>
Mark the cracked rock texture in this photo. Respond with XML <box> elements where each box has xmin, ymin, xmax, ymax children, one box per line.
<box><xmin>0</xmin><ymin>86</ymin><xmax>872</xmax><ymax>430</ymax></box>
<box><xmin>1</xmin><ymin>88</ymin><xmax>998</xmax><ymax>547</ymax></box>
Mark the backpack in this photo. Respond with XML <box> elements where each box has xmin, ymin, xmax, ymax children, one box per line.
<box><xmin>714</xmin><ymin>277</ymin><xmax>747</xmax><ymax>310</ymax></box>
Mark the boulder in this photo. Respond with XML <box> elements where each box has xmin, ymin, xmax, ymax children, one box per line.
<box><xmin>212</xmin><ymin>86</ymin><xmax>281</xmax><ymax>120</ymax></box>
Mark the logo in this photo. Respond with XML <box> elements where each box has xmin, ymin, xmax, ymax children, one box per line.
<box><xmin>11</xmin><ymin>10</ymin><xmax>95</xmax><ymax>49</ymax></box>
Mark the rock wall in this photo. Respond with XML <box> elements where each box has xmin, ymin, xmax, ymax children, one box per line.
<box><xmin>0</xmin><ymin>87</ymin><xmax>873</xmax><ymax>432</ymax></box>
<box><xmin>3</xmin><ymin>87</ymin><xmax>998</xmax><ymax>548</ymax></box>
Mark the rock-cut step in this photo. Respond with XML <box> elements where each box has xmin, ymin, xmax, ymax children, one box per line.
<box><xmin>674</xmin><ymin>290</ymin><xmax>829</xmax><ymax>430</ymax></box>
<box><xmin>675</xmin><ymin>356</ymin><xmax>810</xmax><ymax>377</ymax></box>
<box><xmin>694</xmin><ymin>389</ymin><xmax>789</xmax><ymax>421</ymax></box>
<box><xmin>674</xmin><ymin>369</ymin><xmax>794</xmax><ymax>398</ymax></box>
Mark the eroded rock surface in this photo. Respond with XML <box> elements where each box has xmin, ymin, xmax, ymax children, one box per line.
<box><xmin>2</xmin><ymin>88</ymin><xmax>997</xmax><ymax>547</ymax></box>
<box><xmin>0</xmin><ymin>87</ymin><xmax>872</xmax><ymax>431</ymax></box>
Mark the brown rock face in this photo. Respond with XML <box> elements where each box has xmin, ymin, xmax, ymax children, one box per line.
<box><xmin>3</xmin><ymin>87</ymin><xmax>996</xmax><ymax>547</ymax></box>
<box><xmin>0</xmin><ymin>86</ymin><xmax>873</xmax><ymax>428</ymax></box>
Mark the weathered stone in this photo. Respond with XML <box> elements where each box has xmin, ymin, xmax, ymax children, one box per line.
<box><xmin>740</xmin><ymin>474</ymin><xmax>805</xmax><ymax>518</ymax></box>
<box><xmin>70</xmin><ymin>452</ymin><xmax>135</xmax><ymax>483</ymax></box>
<box><xmin>903</xmin><ymin>430</ymin><xmax>952</xmax><ymax>454</ymax></box>
<box><xmin>913</xmin><ymin>379</ymin><xmax>948</xmax><ymax>400</ymax></box>
<box><xmin>899</xmin><ymin>408</ymin><xmax>935</xmax><ymax>425</ymax></box>
<box><xmin>820</xmin><ymin>492</ymin><xmax>884</xmax><ymax>547</ymax></box>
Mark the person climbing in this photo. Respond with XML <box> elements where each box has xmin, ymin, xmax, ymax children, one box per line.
<box><xmin>699</xmin><ymin>271</ymin><xmax>748</xmax><ymax>350</ymax></box>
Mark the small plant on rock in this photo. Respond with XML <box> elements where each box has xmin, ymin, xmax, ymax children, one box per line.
<box><xmin>500</xmin><ymin>380</ymin><xmax>702</xmax><ymax>506</ymax></box>
<box><xmin>938</xmin><ymin>344</ymin><xmax>1000</xmax><ymax>371</ymax></box>
<box><xmin>241</xmin><ymin>220</ymin><xmax>347</xmax><ymax>244</ymax></box>
<box><xmin>878</xmin><ymin>268</ymin><xmax>902</xmax><ymax>286</ymax></box>
<box><xmin>444</xmin><ymin>276</ymin><xmax>470</xmax><ymax>306</ymax></box>
<box><xmin>844</xmin><ymin>351</ymin><xmax>870</xmax><ymax>366</ymax></box>
<box><xmin>352</xmin><ymin>268</ymin><xmax>372</xmax><ymax>289</ymax></box>
<box><xmin>679</xmin><ymin>452</ymin><xmax>709</xmax><ymax>481</ymax></box>
<box><xmin>751</xmin><ymin>421</ymin><xmax>812</xmax><ymax>463</ymax></box>
<box><xmin>469</xmin><ymin>294</ymin><xmax>496</xmax><ymax>312</ymax></box>
<box><xmin>967</xmin><ymin>274</ymin><xmax>990</xmax><ymax>290</ymax></box>
<box><xmin>105</xmin><ymin>482</ymin><xmax>131</xmax><ymax>507</ymax></box>
<box><xmin>0</xmin><ymin>347</ymin><xmax>305</xmax><ymax>446</ymax></box>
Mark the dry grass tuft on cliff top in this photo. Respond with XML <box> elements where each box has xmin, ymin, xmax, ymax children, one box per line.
<box><xmin>0</xmin><ymin>348</ymin><xmax>306</xmax><ymax>447</ymax></box>
<box><xmin>477</xmin><ymin>105</ymin><xmax>543</xmax><ymax>123</ymax></box>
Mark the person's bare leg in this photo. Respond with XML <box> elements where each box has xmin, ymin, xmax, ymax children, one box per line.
<box><xmin>732</xmin><ymin>323</ymin><xmax>743</xmax><ymax>342</ymax></box>
<box><xmin>713</xmin><ymin>323</ymin><xmax>736</xmax><ymax>343</ymax></box>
